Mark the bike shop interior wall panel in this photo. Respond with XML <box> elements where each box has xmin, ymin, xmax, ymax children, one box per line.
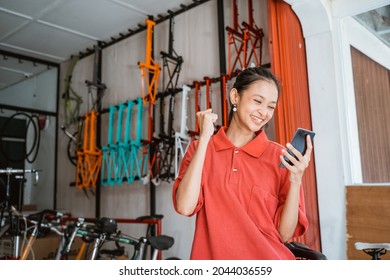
<box><xmin>0</xmin><ymin>68</ymin><xmax>58</xmax><ymax>210</ymax></box>
<box><xmin>56</xmin><ymin>0</ymin><xmax>270</xmax><ymax>259</ymax></box>
<box><xmin>0</xmin><ymin>68</ymin><xmax>57</xmax><ymax>112</ymax></box>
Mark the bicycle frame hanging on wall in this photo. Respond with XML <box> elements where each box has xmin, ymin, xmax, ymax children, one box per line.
<box><xmin>138</xmin><ymin>18</ymin><xmax>161</xmax><ymax>105</ymax></box>
<box><xmin>226</xmin><ymin>0</ymin><xmax>264</xmax><ymax>76</ymax></box>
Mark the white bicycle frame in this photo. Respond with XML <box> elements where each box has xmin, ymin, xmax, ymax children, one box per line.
<box><xmin>175</xmin><ymin>84</ymin><xmax>191</xmax><ymax>178</ymax></box>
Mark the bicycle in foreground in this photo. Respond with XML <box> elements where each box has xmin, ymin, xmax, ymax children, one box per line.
<box><xmin>56</xmin><ymin>216</ymin><xmax>175</xmax><ymax>260</ymax></box>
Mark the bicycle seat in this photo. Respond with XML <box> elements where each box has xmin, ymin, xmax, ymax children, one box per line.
<box><xmin>355</xmin><ymin>242</ymin><xmax>390</xmax><ymax>250</ymax></box>
<box><xmin>148</xmin><ymin>235</ymin><xmax>174</xmax><ymax>251</ymax></box>
<box><xmin>355</xmin><ymin>242</ymin><xmax>390</xmax><ymax>260</ymax></box>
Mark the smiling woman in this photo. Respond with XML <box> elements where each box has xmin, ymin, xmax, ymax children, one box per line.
<box><xmin>173</xmin><ymin>67</ymin><xmax>313</xmax><ymax>260</ymax></box>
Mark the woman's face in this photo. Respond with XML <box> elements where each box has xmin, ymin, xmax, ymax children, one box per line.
<box><xmin>232</xmin><ymin>79</ymin><xmax>278</xmax><ymax>132</ymax></box>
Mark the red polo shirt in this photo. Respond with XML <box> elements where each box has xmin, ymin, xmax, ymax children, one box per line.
<box><xmin>172</xmin><ymin>127</ymin><xmax>308</xmax><ymax>259</ymax></box>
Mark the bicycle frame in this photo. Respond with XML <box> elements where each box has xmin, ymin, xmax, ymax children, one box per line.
<box><xmin>75</xmin><ymin>110</ymin><xmax>102</xmax><ymax>190</ymax></box>
<box><xmin>101</xmin><ymin>98</ymin><xmax>145</xmax><ymax>186</ymax></box>
<box><xmin>62</xmin><ymin>118</ymin><xmax>84</xmax><ymax>166</ymax></box>
<box><xmin>160</xmin><ymin>10</ymin><xmax>183</xmax><ymax>94</ymax></box>
<box><xmin>63</xmin><ymin>55</ymin><xmax>82</xmax><ymax>127</ymax></box>
<box><xmin>204</xmin><ymin>76</ymin><xmax>212</xmax><ymax>110</ymax></box>
<box><xmin>189</xmin><ymin>81</ymin><xmax>201</xmax><ymax>137</ymax></box>
<box><xmin>138</xmin><ymin>18</ymin><xmax>161</xmax><ymax>105</ymax></box>
<box><xmin>57</xmin><ymin>217</ymin><xmax>169</xmax><ymax>260</ymax></box>
<box><xmin>155</xmin><ymin>92</ymin><xmax>176</xmax><ymax>182</ymax></box>
<box><xmin>18</xmin><ymin>210</ymin><xmax>63</xmax><ymax>260</ymax></box>
<box><xmin>101</xmin><ymin>105</ymin><xmax>118</xmax><ymax>186</ymax></box>
<box><xmin>220</xmin><ymin>73</ymin><xmax>229</xmax><ymax>127</ymax></box>
<box><xmin>55</xmin><ymin>217</ymin><xmax>85</xmax><ymax>260</ymax></box>
<box><xmin>86</xmin><ymin>230</ymin><xmax>147</xmax><ymax>260</ymax></box>
<box><xmin>0</xmin><ymin>168</ymin><xmax>41</xmax><ymax>259</ymax></box>
<box><xmin>148</xmin><ymin>11</ymin><xmax>184</xmax><ymax>183</ymax></box>
<box><xmin>121</xmin><ymin>98</ymin><xmax>145</xmax><ymax>184</ymax></box>
<box><xmin>148</xmin><ymin>84</ymin><xmax>190</xmax><ymax>183</ymax></box>
<box><xmin>226</xmin><ymin>0</ymin><xmax>264</xmax><ymax>76</ymax></box>
<box><xmin>175</xmin><ymin>85</ymin><xmax>191</xmax><ymax>178</ymax></box>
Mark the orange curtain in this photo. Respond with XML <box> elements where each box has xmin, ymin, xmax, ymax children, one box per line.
<box><xmin>268</xmin><ymin>0</ymin><xmax>321</xmax><ymax>251</ymax></box>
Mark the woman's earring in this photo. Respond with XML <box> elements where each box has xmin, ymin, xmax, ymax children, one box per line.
<box><xmin>232</xmin><ymin>104</ymin><xmax>237</xmax><ymax>112</ymax></box>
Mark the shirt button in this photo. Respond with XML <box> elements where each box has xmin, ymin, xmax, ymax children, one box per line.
<box><xmin>232</xmin><ymin>168</ymin><xmax>238</xmax><ymax>172</ymax></box>
<box><xmin>234</xmin><ymin>150</ymin><xmax>239</xmax><ymax>154</ymax></box>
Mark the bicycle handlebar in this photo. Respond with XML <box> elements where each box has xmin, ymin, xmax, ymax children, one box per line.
<box><xmin>75</xmin><ymin>227</ymin><xmax>142</xmax><ymax>247</ymax></box>
<box><xmin>107</xmin><ymin>234</ymin><xmax>145</xmax><ymax>246</ymax></box>
<box><xmin>58</xmin><ymin>217</ymin><xmax>173</xmax><ymax>260</ymax></box>
<box><xmin>25</xmin><ymin>209</ymin><xmax>65</xmax><ymax>235</ymax></box>
<box><xmin>0</xmin><ymin>168</ymin><xmax>41</xmax><ymax>174</ymax></box>
<box><xmin>28</xmin><ymin>219</ymin><xmax>63</xmax><ymax>236</ymax></box>
<box><xmin>26</xmin><ymin>209</ymin><xmax>63</xmax><ymax>221</ymax></box>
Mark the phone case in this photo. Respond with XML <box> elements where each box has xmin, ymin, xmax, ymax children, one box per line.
<box><xmin>279</xmin><ymin>128</ymin><xmax>315</xmax><ymax>168</ymax></box>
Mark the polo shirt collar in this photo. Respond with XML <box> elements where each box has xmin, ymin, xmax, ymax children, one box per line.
<box><xmin>213</xmin><ymin>127</ymin><xmax>269</xmax><ymax>158</ymax></box>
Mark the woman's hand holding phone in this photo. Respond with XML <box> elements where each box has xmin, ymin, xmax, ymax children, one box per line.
<box><xmin>280</xmin><ymin>128</ymin><xmax>315</xmax><ymax>184</ymax></box>
<box><xmin>280</xmin><ymin>128</ymin><xmax>315</xmax><ymax>167</ymax></box>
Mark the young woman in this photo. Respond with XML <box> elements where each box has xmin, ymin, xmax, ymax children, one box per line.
<box><xmin>172</xmin><ymin>67</ymin><xmax>313</xmax><ymax>259</ymax></box>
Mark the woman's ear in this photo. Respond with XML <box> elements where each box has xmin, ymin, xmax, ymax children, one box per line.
<box><xmin>229</xmin><ymin>88</ymin><xmax>239</xmax><ymax>104</ymax></box>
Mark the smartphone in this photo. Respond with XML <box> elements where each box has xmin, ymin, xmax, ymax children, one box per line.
<box><xmin>279</xmin><ymin>128</ymin><xmax>315</xmax><ymax>168</ymax></box>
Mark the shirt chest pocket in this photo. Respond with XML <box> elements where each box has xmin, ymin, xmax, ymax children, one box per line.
<box><xmin>247</xmin><ymin>185</ymin><xmax>279</xmax><ymax>233</ymax></box>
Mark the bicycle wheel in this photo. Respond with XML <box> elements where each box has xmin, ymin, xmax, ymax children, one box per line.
<box><xmin>67</xmin><ymin>131</ymin><xmax>79</xmax><ymax>166</ymax></box>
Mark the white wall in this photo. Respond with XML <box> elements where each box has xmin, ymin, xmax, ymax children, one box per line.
<box><xmin>286</xmin><ymin>0</ymin><xmax>390</xmax><ymax>259</ymax></box>
<box><xmin>0</xmin><ymin>68</ymin><xmax>58</xmax><ymax>113</ymax></box>
<box><xmin>0</xmin><ymin>68</ymin><xmax>57</xmax><ymax>211</ymax></box>
<box><xmin>23</xmin><ymin>114</ymin><xmax>56</xmax><ymax>210</ymax></box>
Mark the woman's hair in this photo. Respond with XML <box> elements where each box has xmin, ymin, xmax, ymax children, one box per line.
<box><xmin>228</xmin><ymin>67</ymin><xmax>280</xmax><ymax>125</ymax></box>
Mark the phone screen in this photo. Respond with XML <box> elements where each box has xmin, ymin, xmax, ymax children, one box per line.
<box><xmin>279</xmin><ymin>128</ymin><xmax>315</xmax><ymax>168</ymax></box>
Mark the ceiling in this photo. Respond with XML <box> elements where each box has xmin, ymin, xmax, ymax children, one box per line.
<box><xmin>0</xmin><ymin>0</ymin><xmax>204</xmax><ymax>90</ymax></box>
<box><xmin>353</xmin><ymin>5</ymin><xmax>390</xmax><ymax>48</ymax></box>
<box><xmin>0</xmin><ymin>0</ymin><xmax>389</xmax><ymax>91</ymax></box>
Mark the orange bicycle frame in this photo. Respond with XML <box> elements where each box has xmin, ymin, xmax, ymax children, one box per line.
<box><xmin>192</xmin><ymin>81</ymin><xmax>201</xmax><ymax>136</ymax></box>
<box><xmin>19</xmin><ymin>230</ymin><xmax>38</xmax><ymax>260</ymax></box>
<box><xmin>221</xmin><ymin>74</ymin><xmax>229</xmax><ymax>126</ymax></box>
<box><xmin>138</xmin><ymin>18</ymin><xmax>161</xmax><ymax>105</ymax></box>
<box><xmin>204</xmin><ymin>76</ymin><xmax>212</xmax><ymax>110</ymax></box>
<box><xmin>226</xmin><ymin>0</ymin><xmax>263</xmax><ymax>76</ymax></box>
<box><xmin>76</xmin><ymin>110</ymin><xmax>102</xmax><ymax>190</ymax></box>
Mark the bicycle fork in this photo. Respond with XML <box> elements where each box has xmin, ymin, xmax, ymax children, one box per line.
<box><xmin>55</xmin><ymin>218</ymin><xmax>85</xmax><ymax>260</ymax></box>
<box><xmin>20</xmin><ymin>227</ymin><xmax>38</xmax><ymax>260</ymax></box>
<box><xmin>90</xmin><ymin>234</ymin><xmax>106</xmax><ymax>260</ymax></box>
